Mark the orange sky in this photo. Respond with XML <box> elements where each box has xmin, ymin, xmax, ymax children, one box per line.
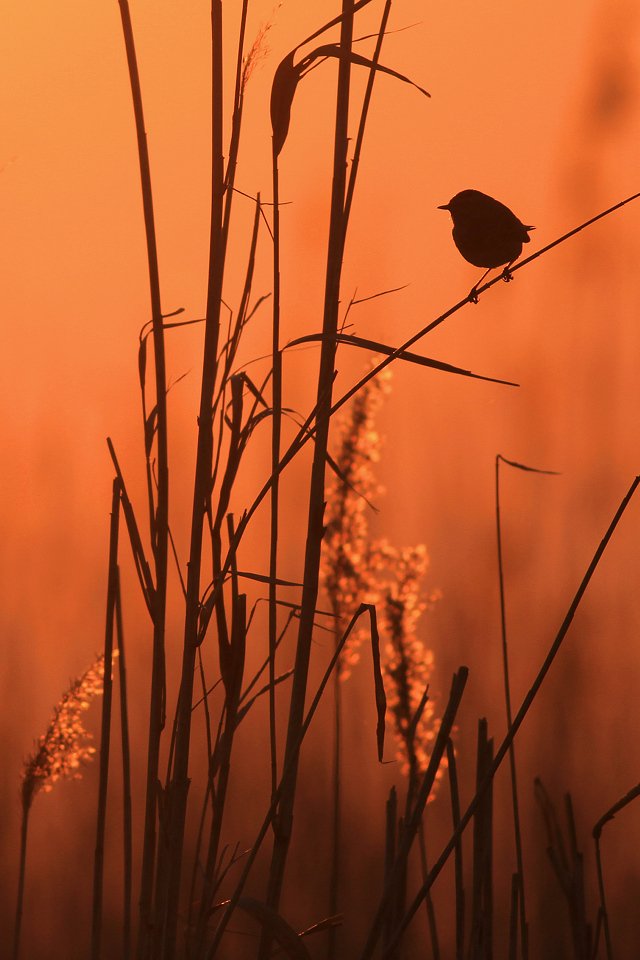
<box><xmin>2</xmin><ymin>0</ymin><xmax>640</xmax><ymax>955</ymax></box>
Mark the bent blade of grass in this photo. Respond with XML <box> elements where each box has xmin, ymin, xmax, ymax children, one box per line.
<box><xmin>495</xmin><ymin>452</ymin><xmax>558</xmax><ymax>960</ymax></box>
<box><xmin>592</xmin><ymin>781</ymin><xmax>640</xmax><ymax>960</ymax></box>
<box><xmin>106</xmin><ymin>438</ymin><xmax>155</xmax><ymax>618</ymax></box>
<box><xmin>287</xmin><ymin>332</ymin><xmax>519</xmax><ymax>388</ymax></box>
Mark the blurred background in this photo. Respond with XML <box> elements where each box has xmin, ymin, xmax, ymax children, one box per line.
<box><xmin>2</xmin><ymin>0</ymin><xmax>640</xmax><ymax>956</ymax></box>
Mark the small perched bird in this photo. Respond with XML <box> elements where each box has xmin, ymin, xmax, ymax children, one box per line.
<box><xmin>438</xmin><ymin>189</ymin><xmax>534</xmax><ymax>301</ymax></box>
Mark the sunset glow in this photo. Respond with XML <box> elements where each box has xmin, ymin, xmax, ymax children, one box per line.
<box><xmin>2</xmin><ymin>2</ymin><xmax>640</xmax><ymax>958</ymax></box>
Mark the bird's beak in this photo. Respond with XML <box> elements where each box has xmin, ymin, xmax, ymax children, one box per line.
<box><xmin>437</xmin><ymin>203</ymin><xmax>450</xmax><ymax>211</ymax></box>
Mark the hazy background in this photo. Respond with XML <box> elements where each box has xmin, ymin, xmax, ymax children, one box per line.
<box><xmin>2</xmin><ymin>0</ymin><xmax>640</xmax><ymax>955</ymax></box>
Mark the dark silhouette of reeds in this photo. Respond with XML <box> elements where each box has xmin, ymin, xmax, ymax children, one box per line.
<box><xmin>11</xmin><ymin>2</ymin><xmax>640</xmax><ymax>959</ymax></box>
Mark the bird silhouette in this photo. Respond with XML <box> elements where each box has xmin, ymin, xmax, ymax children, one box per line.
<box><xmin>438</xmin><ymin>189</ymin><xmax>534</xmax><ymax>302</ymax></box>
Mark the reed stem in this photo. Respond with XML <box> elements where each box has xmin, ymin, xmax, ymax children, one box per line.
<box><xmin>115</xmin><ymin>5</ymin><xmax>169</xmax><ymax>956</ymax></box>
<box><xmin>258</xmin><ymin>7</ymin><xmax>356</xmax><ymax>954</ymax></box>
<box><xmin>12</xmin><ymin>804</ymin><xmax>30</xmax><ymax>960</ymax></box>
<box><xmin>91</xmin><ymin>478</ymin><xmax>122</xmax><ymax>959</ymax></box>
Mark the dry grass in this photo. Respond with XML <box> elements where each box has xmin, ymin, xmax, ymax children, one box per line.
<box><xmin>10</xmin><ymin>3</ymin><xmax>640</xmax><ymax>959</ymax></box>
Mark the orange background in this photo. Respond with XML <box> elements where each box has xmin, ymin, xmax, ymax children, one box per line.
<box><xmin>2</xmin><ymin>0</ymin><xmax>640</xmax><ymax>955</ymax></box>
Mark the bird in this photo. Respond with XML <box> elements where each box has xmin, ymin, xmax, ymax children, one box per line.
<box><xmin>438</xmin><ymin>189</ymin><xmax>534</xmax><ymax>302</ymax></box>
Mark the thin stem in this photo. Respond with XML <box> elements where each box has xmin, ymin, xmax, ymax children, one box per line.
<box><xmin>259</xmin><ymin>5</ymin><xmax>356</xmax><ymax>954</ymax></box>
<box><xmin>195</xmin><ymin>587</ymin><xmax>246</xmax><ymax>955</ymax></box>
<box><xmin>508</xmin><ymin>874</ymin><xmax>519</xmax><ymax>960</ymax></box>
<box><xmin>162</xmin><ymin>2</ymin><xmax>227</xmax><ymax>954</ymax></box>
<box><xmin>187</xmin><ymin>779</ymin><xmax>212</xmax><ymax>957</ymax></box>
<box><xmin>343</xmin><ymin>0</ymin><xmax>392</xmax><ymax>232</ymax></box>
<box><xmin>495</xmin><ymin>455</ymin><xmax>528</xmax><ymax>960</ymax></box>
<box><xmin>446</xmin><ymin>739</ymin><xmax>464</xmax><ymax>960</ymax></box>
<box><xmin>327</xmin><ymin>657</ymin><xmax>342</xmax><ymax>960</ymax></box>
<box><xmin>269</xmin><ymin>153</ymin><xmax>282</xmax><ymax>803</ymax></box>
<box><xmin>115</xmin><ymin>5</ymin><xmax>168</xmax><ymax>957</ymax></box>
<box><xmin>594</xmin><ymin>837</ymin><xmax>613</xmax><ymax>960</ymax></box>
<box><xmin>12</xmin><ymin>805</ymin><xmax>30</xmax><ymax>960</ymax></box>
<box><xmin>115</xmin><ymin>569</ymin><xmax>133</xmax><ymax>960</ymax></box>
<box><xmin>418</xmin><ymin>821</ymin><xmax>440</xmax><ymax>960</ymax></box>
<box><xmin>91</xmin><ymin>478</ymin><xmax>122</xmax><ymax>959</ymax></box>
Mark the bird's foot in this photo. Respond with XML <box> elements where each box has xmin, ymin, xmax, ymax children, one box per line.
<box><xmin>468</xmin><ymin>287</ymin><xmax>479</xmax><ymax>305</ymax></box>
<box><xmin>501</xmin><ymin>267</ymin><xmax>514</xmax><ymax>283</ymax></box>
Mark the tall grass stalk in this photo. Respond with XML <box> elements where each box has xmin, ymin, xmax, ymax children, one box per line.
<box><xmin>161</xmin><ymin>1</ymin><xmax>250</xmax><ymax>952</ymax></box>
<box><xmin>468</xmin><ymin>718</ymin><xmax>494</xmax><ymax>959</ymax></box>
<box><xmin>495</xmin><ymin>456</ymin><xmax>525</xmax><ymax>957</ymax></box>
<box><xmin>115</xmin><ymin>5</ymin><xmax>169</xmax><ymax>957</ymax></box>
<box><xmin>259</xmin><ymin>5</ymin><xmax>357</xmax><ymax>952</ymax></box>
<box><xmin>494</xmin><ymin>453</ymin><xmax>557</xmax><ymax>958</ymax></box>
<box><xmin>115</xmin><ymin>568</ymin><xmax>133</xmax><ymax>960</ymax></box>
<box><xmin>91</xmin><ymin>478</ymin><xmax>122</xmax><ymax>958</ymax></box>
<box><xmin>12</xmin><ymin>797</ymin><xmax>29</xmax><ymax>960</ymax></box>
<box><xmin>326</xmin><ymin>5</ymin><xmax>391</xmax><ymax>951</ymax></box>
<box><xmin>269</xmin><ymin>128</ymin><xmax>283</xmax><ymax>810</ymax></box>
<box><xmin>495</xmin><ymin>454</ymin><xmax>557</xmax><ymax>960</ymax></box>
<box><xmin>446</xmin><ymin>738</ymin><xmax>465</xmax><ymax>960</ymax></box>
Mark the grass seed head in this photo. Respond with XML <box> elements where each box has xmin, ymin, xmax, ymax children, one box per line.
<box><xmin>21</xmin><ymin>654</ymin><xmax>107</xmax><ymax>813</ymax></box>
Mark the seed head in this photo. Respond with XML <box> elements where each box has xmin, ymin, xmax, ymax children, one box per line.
<box><xmin>21</xmin><ymin>654</ymin><xmax>107</xmax><ymax>813</ymax></box>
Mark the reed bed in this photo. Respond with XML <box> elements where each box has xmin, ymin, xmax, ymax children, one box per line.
<box><xmin>9</xmin><ymin>2</ymin><xmax>640</xmax><ymax>959</ymax></box>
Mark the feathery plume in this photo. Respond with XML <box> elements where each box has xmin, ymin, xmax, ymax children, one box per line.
<box><xmin>21</xmin><ymin>654</ymin><xmax>107</xmax><ymax>813</ymax></box>
<box><xmin>321</xmin><ymin>359</ymin><xmax>392</xmax><ymax>676</ymax></box>
<box><xmin>379</xmin><ymin>544</ymin><xmax>443</xmax><ymax>788</ymax></box>
<box><xmin>242</xmin><ymin>4</ymin><xmax>284</xmax><ymax>90</ymax></box>
<box><xmin>322</xmin><ymin>361</ymin><xmax>446</xmax><ymax>792</ymax></box>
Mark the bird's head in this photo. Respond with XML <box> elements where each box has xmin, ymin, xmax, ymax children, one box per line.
<box><xmin>437</xmin><ymin>190</ymin><xmax>483</xmax><ymax>218</ymax></box>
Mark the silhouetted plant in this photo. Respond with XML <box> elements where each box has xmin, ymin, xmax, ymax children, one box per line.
<box><xmin>14</xmin><ymin>655</ymin><xmax>107</xmax><ymax>960</ymax></box>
